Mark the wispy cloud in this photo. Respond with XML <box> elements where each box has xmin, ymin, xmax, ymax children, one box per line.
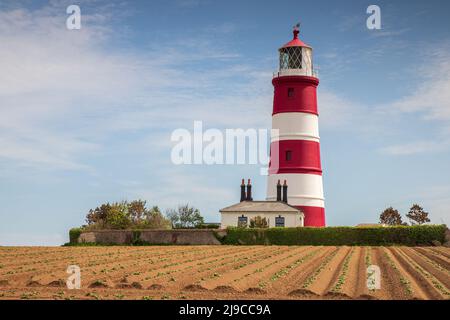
<box><xmin>123</xmin><ymin>168</ymin><xmax>236</xmax><ymax>221</ymax></box>
<box><xmin>0</xmin><ymin>4</ymin><xmax>270</xmax><ymax>172</ymax></box>
<box><xmin>319</xmin><ymin>40</ymin><xmax>450</xmax><ymax>156</ymax></box>
<box><xmin>369</xmin><ymin>28</ymin><xmax>410</xmax><ymax>38</ymax></box>
<box><xmin>379</xmin><ymin>140</ymin><xmax>448</xmax><ymax>156</ymax></box>
<box><xmin>387</xmin><ymin>45</ymin><xmax>450</xmax><ymax>122</ymax></box>
<box><xmin>175</xmin><ymin>0</ymin><xmax>209</xmax><ymax>9</ymax></box>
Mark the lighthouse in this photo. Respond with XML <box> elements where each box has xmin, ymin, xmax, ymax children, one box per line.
<box><xmin>266</xmin><ymin>25</ymin><xmax>325</xmax><ymax>227</ymax></box>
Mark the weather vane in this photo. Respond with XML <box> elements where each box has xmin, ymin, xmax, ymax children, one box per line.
<box><xmin>293</xmin><ymin>22</ymin><xmax>300</xmax><ymax>38</ymax></box>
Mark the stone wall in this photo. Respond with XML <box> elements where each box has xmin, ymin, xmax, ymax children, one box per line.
<box><xmin>77</xmin><ymin>229</ymin><xmax>225</xmax><ymax>245</ymax></box>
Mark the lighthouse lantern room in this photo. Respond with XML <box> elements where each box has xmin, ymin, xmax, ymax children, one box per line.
<box><xmin>277</xmin><ymin>26</ymin><xmax>316</xmax><ymax>77</ymax></box>
<box><xmin>266</xmin><ymin>24</ymin><xmax>326</xmax><ymax>227</ymax></box>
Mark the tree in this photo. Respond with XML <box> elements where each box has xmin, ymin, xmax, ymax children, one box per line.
<box><xmin>166</xmin><ymin>209</ymin><xmax>179</xmax><ymax>228</ymax></box>
<box><xmin>379</xmin><ymin>207</ymin><xmax>403</xmax><ymax>225</ymax></box>
<box><xmin>249</xmin><ymin>216</ymin><xmax>269</xmax><ymax>228</ymax></box>
<box><xmin>128</xmin><ymin>200</ymin><xmax>147</xmax><ymax>223</ymax></box>
<box><xmin>406</xmin><ymin>204</ymin><xmax>430</xmax><ymax>225</ymax></box>
<box><xmin>166</xmin><ymin>204</ymin><xmax>204</xmax><ymax>228</ymax></box>
<box><xmin>105</xmin><ymin>202</ymin><xmax>130</xmax><ymax>229</ymax></box>
<box><xmin>85</xmin><ymin>203</ymin><xmax>111</xmax><ymax>226</ymax></box>
<box><xmin>84</xmin><ymin>200</ymin><xmax>172</xmax><ymax>230</ymax></box>
<box><xmin>142</xmin><ymin>206</ymin><xmax>171</xmax><ymax>229</ymax></box>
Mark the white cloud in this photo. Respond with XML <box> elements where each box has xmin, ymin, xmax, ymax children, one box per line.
<box><xmin>319</xmin><ymin>41</ymin><xmax>450</xmax><ymax>156</ymax></box>
<box><xmin>388</xmin><ymin>46</ymin><xmax>450</xmax><ymax>122</ymax></box>
<box><xmin>379</xmin><ymin>140</ymin><xmax>448</xmax><ymax>156</ymax></box>
<box><xmin>318</xmin><ymin>89</ymin><xmax>365</xmax><ymax>130</ymax></box>
<box><xmin>124</xmin><ymin>169</ymin><xmax>236</xmax><ymax>222</ymax></box>
<box><xmin>0</xmin><ymin>4</ymin><xmax>271</xmax><ymax>171</ymax></box>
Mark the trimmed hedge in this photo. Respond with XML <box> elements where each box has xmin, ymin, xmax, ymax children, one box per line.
<box><xmin>69</xmin><ymin>228</ymin><xmax>82</xmax><ymax>244</ymax></box>
<box><xmin>221</xmin><ymin>225</ymin><xmax>447</xmax><ymax>246</ymax></box>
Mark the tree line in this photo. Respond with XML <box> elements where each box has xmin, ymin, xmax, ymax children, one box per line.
<box><xmin>379</xmin><ymin>204</ymin><xmax>431</xmax><ymax>226</ymax></box>
<box><xmin>83</xmin><ymin>200</ymin><xmax>206</xmax><ymax>230</ymax></box>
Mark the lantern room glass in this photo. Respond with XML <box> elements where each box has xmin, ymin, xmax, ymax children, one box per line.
<box><xmin>279</xmin><ymin>46</ymin><xmax>303</xmax><ymax>70</ymax></box>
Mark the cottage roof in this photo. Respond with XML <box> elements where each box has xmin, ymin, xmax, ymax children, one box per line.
<box><xmin>220</xmin><ymin>201</ymin><xmax>303</xmax><ymax>215</ymax></box>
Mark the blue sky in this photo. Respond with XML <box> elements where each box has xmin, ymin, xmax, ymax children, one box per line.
<box><xmin>1</xmin><ymin>0</ymin><xmax>450</xmax><ymax>245</ymax></box>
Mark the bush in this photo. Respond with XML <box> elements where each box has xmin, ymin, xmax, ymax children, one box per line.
<box><xmin>166</xmin><ymin>204</ymin><xmax>204</xmax><ymax>228</ymax></box>
<box><xmin>106</xmin><ymin>203</ymin><xmax>130</xmax><ymax>229</ymax></box>
<box><xmin>249</xmin><ymin>216</ymin><xmax>269</xmax><ymax>228</ymax></box>
<box><xmin>196</xmin><ymin>223</ymin><xmax>220</xmax><ymax>229</ymax></box>
<box><xmin>69</xmin><ymin>228</ymin><xmax>82</xmax><ymax>244</ymax></box>
<box><xmin>221</xmin><ymin>225</ymin><xmax>447</xmax><ymax>246</ymax></box>
<box><xmin>83</xmin><ymin>200</ymin><xmax>171</xmax><ymax>230</ymax></box>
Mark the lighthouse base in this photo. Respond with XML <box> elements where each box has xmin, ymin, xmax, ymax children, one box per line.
<box><xmin>294</xmin><ymin>206</ymin><xmax>325</xmax><ymax>227</ymax></box>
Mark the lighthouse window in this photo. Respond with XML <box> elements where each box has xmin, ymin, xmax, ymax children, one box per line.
<box><xmin>288</xmin><ymin>88</ymin><xmax>295</xmax><ymax>98</ymax></box>
<box><xmin>286</xmin><ymin>150</ymin><xmax>292</xmax><ymax>161</ymax></box>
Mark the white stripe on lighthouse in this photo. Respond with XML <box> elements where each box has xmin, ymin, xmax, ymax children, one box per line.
<box><xmin>267</xmin><ymin>173</ymin><xmax>325</xmax><ymax>208</ymax></box>
<box><xmin>271</xmin><ymin>112</ymin><xmax>320</xmax><ymax>142</ymax></box>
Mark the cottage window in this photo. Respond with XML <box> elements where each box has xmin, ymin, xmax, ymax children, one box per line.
<box><xmin>238</xmin><ymin>215</ymin><xmax>248</xmax><ymax>228</ymax></box>
<box><xmin>275</xmin><ymin>215</ymin><xmax>285</xmax><ymax>227</ymax></box>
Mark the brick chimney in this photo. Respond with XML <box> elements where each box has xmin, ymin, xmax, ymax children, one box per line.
<box><xmin>240</xmin><ymin>179</ymin><xmax>246</xmax><ymax>202</ymax></box>
<box><xmin>246</xmin><ymin>179</ymin><xmax>253</xmax><ymax>201</ymax></box>
<box><xmin>282</xmin><ymin>180</ymin><xmax>288</xmax><ymax>203</ymax></box>
<box><xmin>276</xmin><ymin>179</ymin><xmax>282</xmax><ymax>201</ymax></box>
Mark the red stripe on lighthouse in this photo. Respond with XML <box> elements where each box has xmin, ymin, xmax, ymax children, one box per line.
<box><xmin>272</xmin><ymin>76</ymin><xmax>319</xmax><ymax>116</ymax></box>
<box><xmin>269</xmin><ymin>140</ymin><xmax>322</xmax><ymax>175</ymax></box>
<box><xmin>295</xmin><ymin>206</ymin><xmax>325</xmax><ymax>227</ymax></box>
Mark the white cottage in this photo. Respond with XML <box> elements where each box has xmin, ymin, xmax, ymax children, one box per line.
<box><xmin>220</xmin><ymin>179</ymin><xmax>304</xmax><ymax>228</ymax></box>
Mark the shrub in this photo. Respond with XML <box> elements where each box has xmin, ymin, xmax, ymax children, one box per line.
<box><xmin>83</xmin><ymin>200</ymin><xmax>171</xmax><ymax>230</ymax></box>
<box><xmin>196</xmin><ymin>223</ymin><xmax>220</xmax><ymax>229</ymax></box>
<box><xmin>166</xmin><ymin>204</ymin><xmax>204</xmax><ymax>228</ymax></box>
<box><xmin>249</xmin><ymin>216</ymin><xmax>269</xmax><ymax>228</ymax></box>
<box><xmin>106</xmin><ymin>203</ymin><xmax>130</xmax><ymax>229</ymax></box>
<box><xmin>69</xmin><ymin>228</ymin><xmax>82</xmax><ymax>244</ymax></box>
<box><xmin>221</xmin><ymin>225</ymin><xmax>447</xmax><ymax>246</ymax></box>
<box><xmin>140</xmin><ymin>206</ymin><xmax>171</xmax><ymax>229</ymax></box>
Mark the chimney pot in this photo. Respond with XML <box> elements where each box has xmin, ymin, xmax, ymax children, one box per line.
<box><xmin>276</xmin><ymin>180</ymin><xmax>282</xmax><ymax>201</ymax></box>
<box><xmin>240</xmin><ymin>178</ymin><xmax>246</xmax><ymax>202</ymax></box>
<box><xmin>282</xmin><ymin>180</ymin><xmax>288</xmax><ymax>203</ymax></box>
<box><xmin>246</xmin><ymin>178</ymin><xmax>253</xmax><ymax>201</ymax></box>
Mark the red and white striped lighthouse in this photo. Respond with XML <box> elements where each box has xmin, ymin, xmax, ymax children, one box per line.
<box><xmin>266</xmin><ymin>25</ymin><xmax>325</xmax><ymax>227</ymax></box>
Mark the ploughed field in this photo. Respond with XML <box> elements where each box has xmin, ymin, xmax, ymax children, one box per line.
<box><xmin>0</xmin><ymin>246</ymin><xmax>449</xmax><ymax>300</ymax></box>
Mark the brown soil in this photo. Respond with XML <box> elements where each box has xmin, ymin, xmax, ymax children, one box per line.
<box><xmin>429</xmin><ymin>247</ymin><xmax>450</xmax><ymax>259</ymax></box>
<box><xmin>387</xmin><ymin>247</ymin><xmax>442</xmax><ymax>299</ymax></box>
<box><xmin>400</xmin><ymin>248</ymin><xmax>450</xmax><ymax>289</ymax></box>
<box><xmin>305</xmin><ymin>246</ymin><xmax>352</xmax><ymax>296</ymax></box>
<box><xmin>365</xmin><ymin>247</ymin><xmax>411</xmax><ymax>300</ymax></box>
<box><xmin>414</xmin><ymin>247</ymin><xmax>450</xmax><ymax>269</ymax></box>
<box><xmin>270</xmin><ymin>246</ymin><xmax>337</xmax><ymax>296</ymax></box>
<box><xmin>337</xmin><ymin>246</ymin><xmax>369</xmax><ymax>298</ymax></box>
<box><xmin>0</xmin><ymin>246</ymin><xmax>449</xmax><ymax>300</ymax></box>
